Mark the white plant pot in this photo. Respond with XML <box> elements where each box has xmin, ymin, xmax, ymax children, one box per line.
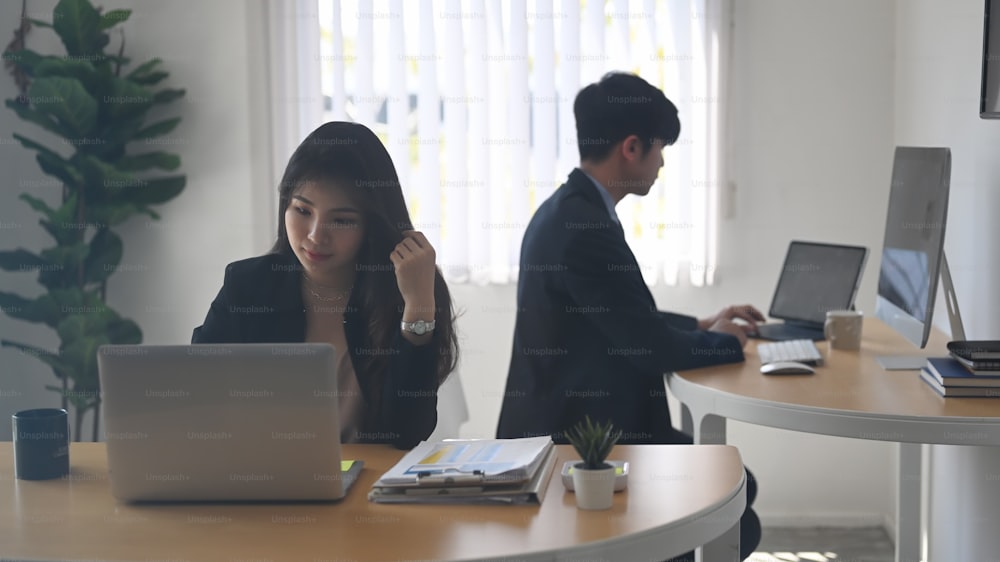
<box><xmin>572</xmin><ymin>463</ymin><xmax>616</xmax><ymax>510</ymax></box>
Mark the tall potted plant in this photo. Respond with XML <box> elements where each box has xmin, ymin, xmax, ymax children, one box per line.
<box><xmin>565</xmin><ymin>415</ymin><xmax>622</xmax><ymax>510</ymax></box>
<box><xmin>0</xmin><ymin>0</ymin><xmax>186</xmax><ymax>441</ymax></box>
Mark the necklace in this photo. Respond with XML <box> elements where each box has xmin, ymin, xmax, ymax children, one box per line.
<box><xmin>302</xmin><ymin>275</ymin><xmax>352</xmax><ymax>303</ymax></box>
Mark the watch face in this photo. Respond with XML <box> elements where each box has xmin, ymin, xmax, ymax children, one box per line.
<box><xmin>413</xmin><ymin>321</ymin><xmax>426</xmax><ymax>335</ymax></box>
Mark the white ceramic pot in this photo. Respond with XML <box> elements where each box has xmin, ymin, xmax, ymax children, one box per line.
<box><xmin>572</xmin><ymin>463</ymin><xmax>616</xmax><ymax>510</ymax></box>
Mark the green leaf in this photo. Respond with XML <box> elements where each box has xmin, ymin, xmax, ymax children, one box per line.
<box><xmin>2</xmin><ymin>48</ymin><xmax>46</xmax><ymax>74</ymax></box>
<box><xmin>53</xmin><ymin>0</ymin><xmax>107</xmax><ymax>57</ymax></box>
<box><xmin>13</xmin><ymin>133</ymin><xmax>70</xmax><ymax>165</ymax></box>
<box><xmin>134</xmin><ymin>206</ymin><xmax>160</xmax><ymax>220</ymax></box>
<box><xmin>127</xmin><ymin>175</ymin><xmax>185</xmax><ymax>206</ymax></box>
<box><xmin>5</xmin><ymin>98</ymin><xmax>71</xmax><ymax>138</ymax></box>
<box><xmin>27</xmin><ymin>18</ymin><xmax>53</xmax><ymax>29</ymax></box>
<box><xmin>100</xmin><ymin>9</ymin><xmax>131</xmax><ymax>29</ymax></box>
<box><xmin>107</xmin><ymin>317</ymin><xmax>141</xmax><ymax>345</ymax></box>
<box><xmin>1</xmin><ymin>340</ymin><xmax>59</xmax><ymax>362</ymax></box>
<box><xmin>88</xmin><ymin>115</ymin><xmax>143</xmax><ymax>155</ymax></box>
<box><xmin>0</xmin><ymin>250</ymin><xmax>49</xmax><ymax>272</ymax></box>
<box><xmin>37</xmin><ymin>265</ymin><xmax>75</xmax><ymax>291</ymax></box>
<box><xmin>18</xmin><ymin>144</ymin><xmax>80</xmax><ymax>198</ymax></box>
<box><xmin>117</xmin><ymin>152</ymin><xmax>180</xmax><ymax>172</ymax></box>
<box><xmin>151</xmin><ymin>88</ymin><xmax>185</xmax><ymax>105</ymax></box>
<box><xmin>0</xmin><ymin>292</ymin><xmax>62</xmax><ymax>327</ymax></box>
<box><xmin>0</xmin><ymin>293</ymin><xmax>32</xmax><ymax>319</ymax></box>
<box><xmin>24</xmin><ymin>193</ymin><xmax>81</xmax><ymax>247</ymax></box>
<box><xmin>75</xmin><ymin>154</ymin><xmax>143</xmax><ymax>205</ymax></box>
<box><xmin>32</xmin><ymin>57</ymin><xmax>98</xmax><ymax>91</ymax></box>
<box><xmin>130</xmin><ymin>71</ymin><xmax>168</xmax><ymax>86</ymax></box>
<box><xmin>36</xmin><ymin>151</ymin><xmax>84</xmax><ymax>189</ymax></box>
<box><xmin>126</xmin><ymin>58</ymin><xmax>162</xmax><ymax>79</ymax></box>
<box><xmin>127</xmin><ymin>58</ymin><xmax>169</xmax><ymax>86</ymax></box>
<box><xmin>58</xmin><ymin>332</ymin><xmax>102</xmax><ymax>383</ymax></box>
<box><xmin>18</xmin><ymin>193</ymin><xmax>59</xmax><ymax>221</ymax></box>
<box><xmin>83</xmin><ymin>229</ymin><xmax>122</xmax><ymax>284</ymax></box>
<box><xmin>29</xmin><ymin>76</ymin><xmax>98</xmax><ymax>138</ymax></box>
<box><xmin>105</xmin><ymin>78</ymin><xmax>153</xmax><ymax>122</ymax></box>
<box><xmin>101</xmin><ymin>54</ymin><xmax>128</xmax><ymax>66</ymax></box>
<box><xmin>1</xmin><ymin>341</ymin><xmax>72</xmax><ymax>381</ymax></box>
<box><xmin>49</xmin><ymin>304</ymin><xmax>140</xmax><ymax>390</ymax></box>
<box><xmin>135</xmin><ymin>116</ymin><xmax>180</xmax><ymax>139</ymax></box>
<box><xmin>40</xmin><ymin>242</ymin><xmax>91</xmax><ymax>273</ymax></box>
<box><xmin>50</xmin><ymin>287</ymin><xmax>91</xmax><ymax>311</ymax></box>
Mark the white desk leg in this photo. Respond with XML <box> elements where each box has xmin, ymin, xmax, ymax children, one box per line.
<box><xmin>680</xmin><ymin>402</ymin><xmax>694</xmax><ymax>436</ymax></box>
<box><xmin>695</xmin><ymin>413</ymin><xmax>727</xmax><ymax>445</ymax></box>
<box><xmin>897</xmin><ymin>443</ymin><xmax>921</xmax><ymax>562</ymax></box>
<box><xmin>698</xmin><ymin>522</ymin><xmax>740</xmax><ymax>562</ymax></box>
<box><xmin>687</xmin><ymin>409</ymin><xmax>734</xmax><ymax>562</ymax></box>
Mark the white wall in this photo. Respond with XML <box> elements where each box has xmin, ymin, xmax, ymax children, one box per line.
<box><xmin>0</xmin><ymin>0</ymin><xmax>905</xmax><ymax>528</ymax></box>
<box><xmin>0</xmin><ymin>0</ymin><xmax>272</xmax><ymax>438</ymax></box>
<box><xmin>894</xmin><ymin>1</ymin><xmax>1000</xmax><ymax>558</ymax></box>
<box><xmin>722</xmin><ymin>0</ymin><xmax>898</xmax><ymax>527</ymax></box>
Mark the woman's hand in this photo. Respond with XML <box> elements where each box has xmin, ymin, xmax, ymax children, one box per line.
<box><xmin>390</xmin><ymin>230</ymin><xmax>437</xmax><ymax>321</ymax></box>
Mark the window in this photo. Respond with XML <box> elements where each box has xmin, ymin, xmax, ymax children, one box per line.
<box><xmin>307</xmin><ymin>0</ymin><xmax>731</xmax><ymax>285</ymax></box>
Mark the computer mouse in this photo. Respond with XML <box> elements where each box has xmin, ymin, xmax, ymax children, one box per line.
<box><xmin>760</xmin><ymin>361</ymin><xmax>815</xmax><ymax>375</ymax></box>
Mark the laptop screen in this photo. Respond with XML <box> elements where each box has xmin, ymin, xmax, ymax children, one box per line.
<box><xmin>769</xmin><ymin>241</ymin><xmax>869</xmax><ymax>325</ymax></box>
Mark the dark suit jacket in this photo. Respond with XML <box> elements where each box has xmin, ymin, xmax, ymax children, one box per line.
<box><xmin>192</xmin><ymin>252</ymin><xmax>438</xmax><ymax>449</ymax></box>
<box><xmin>496</xmin><ymin>169</ymin><xmax>744</xmax><ymax>444</ymax></box>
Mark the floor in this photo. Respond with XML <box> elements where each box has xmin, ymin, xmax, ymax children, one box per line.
<box><xmin>750</xmin><ymin>526</ymin><xmax>895</xmax><ymax>562</ymax></box>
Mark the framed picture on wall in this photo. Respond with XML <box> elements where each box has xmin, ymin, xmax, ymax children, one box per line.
<box><xmin>982</xmin><ymin>0</ymin><xmax>1000</xmax><ymax>118</ymax></box>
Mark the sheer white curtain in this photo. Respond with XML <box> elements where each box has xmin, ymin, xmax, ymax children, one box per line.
<box><xmin>263</xmin><ymin>0</ymin><xmax>325</xmax><ymax>222</ymax></box>
<box><xmin>314</xmin><ymin>0</ymin><xmax>732</xmax><ymax>287</ymax></box>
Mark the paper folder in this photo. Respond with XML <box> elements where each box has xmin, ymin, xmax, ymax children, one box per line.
<box><xmin>368</xmin><ymin>446</ymin><xmax>557</xmax><ymax>504</ymax></box>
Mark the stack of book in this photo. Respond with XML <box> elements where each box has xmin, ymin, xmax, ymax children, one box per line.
<box><xmin>368</xmin><ymin>435</ymin><xmax>557</xmax><ymax>504</ymax></box>
<box><xmin>920</xmin><ymin>341</ymin><xmax>1000</xmax><ymax>397</ymax></box>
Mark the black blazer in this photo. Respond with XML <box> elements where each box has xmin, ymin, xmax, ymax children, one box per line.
<box><xmin>192</xmin><ymin>253</ymin><xmax>439</xmax><ymax>449</ymax></box>
<box><xmin>496</xmin><ymin>169</ymin><xmax>744</xmax><ymax>444</ymax></box>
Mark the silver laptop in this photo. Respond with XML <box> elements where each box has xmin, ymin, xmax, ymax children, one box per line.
<box><xmin>751</xmin><ymin>240</ymin><xmax>869</xmax><ymax>341</ymax></box>
<box><xmin>98</xmin><ymin>343</ymin><xmax>360</xmax><ymax>502</ymax></box>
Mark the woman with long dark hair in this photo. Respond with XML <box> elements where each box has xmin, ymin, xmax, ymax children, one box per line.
<box><xmin>193</xmin><ymin>121</ymin><xmax>459</xmax><ymax>449</ymax></box>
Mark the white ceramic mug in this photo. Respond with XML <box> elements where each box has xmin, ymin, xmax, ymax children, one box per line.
<box><xmin>824</xmin><ymin>310</ymin><xmax>863</xmax><ymax>351</ymax></box>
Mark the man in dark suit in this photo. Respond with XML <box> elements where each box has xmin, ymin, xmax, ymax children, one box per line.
<box><xmin>496</xmin><ymin>72</ymin><xmax>764</xmax><ymax>560</ymax></box>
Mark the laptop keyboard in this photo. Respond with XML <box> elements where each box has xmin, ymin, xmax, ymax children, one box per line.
<box><xmin>752</xmin><ymin>323</ymin><xmax>824</xmax><ymax>341</ymax></box>
<box><xmin>757</xmin><ymin>339</ymin><xmax>824</xmax><ymax>366</ymax></box>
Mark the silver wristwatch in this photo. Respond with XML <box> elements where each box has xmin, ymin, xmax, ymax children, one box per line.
<box><xmin>401</xmin><ymin>319</ymin><xmax>436</xmax><ymax>335</ymax></box>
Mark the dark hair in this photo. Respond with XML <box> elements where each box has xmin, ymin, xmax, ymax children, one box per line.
<box><xmin>270</xmin><ymin>121</ymin><xmax>459</xmax><ymax>393</ymax></box>
<box><xmin>573</xmin><ymin>71</ymin><xmax>681</xmax><ymax>162</ymax></box>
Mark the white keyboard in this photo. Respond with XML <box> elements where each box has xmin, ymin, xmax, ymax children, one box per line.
<box><xmin>757</xmin><ymin>339</ymin><xmax>824</xmax><ymax>366</ymax></box>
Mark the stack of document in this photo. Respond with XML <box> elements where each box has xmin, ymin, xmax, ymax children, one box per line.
<box><xmin>368</xmin><ymin>436</ymin><xmax>557</xmax><ymax>504</ymax></box>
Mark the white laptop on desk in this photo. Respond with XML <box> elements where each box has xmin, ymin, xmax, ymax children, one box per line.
<box><xmin>97</xmin><ymin>343</ymin><xmax>361</xmax><ymax>502</ymax></box>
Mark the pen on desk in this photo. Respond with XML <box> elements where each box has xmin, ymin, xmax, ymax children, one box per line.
<box><xmin>416</xmin><ymin>469</ymin><xmax>485</xmax><ymax>486</ymax></box>
<box><xmin>406</xmin><ymin>486</ymin><xmax>486</xmax><ymax>495</ymax></box>
<box><xmin>415</xmin><ymin>468</ymin><xmax>485</xmax><ymax>477</ymax></box>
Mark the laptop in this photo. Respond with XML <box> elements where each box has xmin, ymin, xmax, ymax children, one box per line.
<box><xmin>752</xmin><ymin>241</ymin><xmax>869</xmax><ymax>341</ymax></box>
<box><xmin>97</xmin><ymin>343</ymin><xmax>362</xmax><ymax>502</ymax></box>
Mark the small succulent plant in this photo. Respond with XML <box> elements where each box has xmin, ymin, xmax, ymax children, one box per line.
<box><xmin>565</xmin><ymin>415</ymin><xmax>622</xmax><ymax>470</ymax></box>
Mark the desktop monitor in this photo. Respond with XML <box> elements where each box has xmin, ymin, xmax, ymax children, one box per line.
<box><xmin>875</xmin><ymin>146</ymin><xmax>963</xmax><ymax>370</ymax></box>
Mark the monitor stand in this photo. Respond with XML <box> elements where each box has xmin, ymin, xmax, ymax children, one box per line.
<box><xmin>876</xmin><ymin>355</ymin><xmax>931</xmax><ymax>370</ymax></box>
<box><xmin>876</xmin><ymin>252</ymin><xmax>966</xmax><ymax>370</ymax></box>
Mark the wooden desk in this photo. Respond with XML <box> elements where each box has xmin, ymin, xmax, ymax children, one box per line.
<box><xmin>1</xmin><ymin>443</ymin><xmax>746</xmax><ymax>562</ymax></box>
<box><xmin>667</xmin><ymin>317</ymin><xmax>1000</xmax><ymax>562</ymax></box>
